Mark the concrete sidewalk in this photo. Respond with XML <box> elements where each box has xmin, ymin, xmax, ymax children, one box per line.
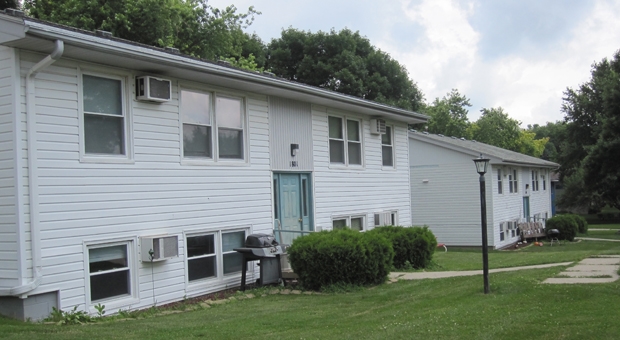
<box><xmin>575</xmin><ymin>237</ymin><xmax>620</xmax><ymax>242</ymax></box>
<box><xmin>543</xmin><ymin>255</ymin><xmax>620</xmax><ymax>284</ymax></box>
<box><xmin>390</xmin><ymin>262</ymin><xmax>572</xmax><ymax>280</ymax></box>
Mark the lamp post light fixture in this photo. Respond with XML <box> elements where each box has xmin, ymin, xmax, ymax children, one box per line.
<box><xmin>473</xmin><ymin>154</ymin><xmax>491</xmax><ymax>294</ymax></box>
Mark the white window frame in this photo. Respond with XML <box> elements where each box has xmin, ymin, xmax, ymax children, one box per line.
<box><xmin>497</xmin><ymin>168</ymin><xmax>503</xmax><ymax>194</ymax></box>
<box><xmin>83</xmin><ymin>238</ymin><xmax>138</xmax><ymax>311</ymax></box>
<box><xmin>532</xmin><ymin>170</ymin><xmax>539</xmax><ymax>192</ymax></box>
<box><xmin>499</xmin><ymin>222</ymin><xmax>505</xmax><ymax>241</ymax></box>
<box><xmin>328</xmin><ymin>115</ymin><xmax>364</xmax><ymax>167</ymax></box>
<box><xmin>78</xmin><ymin>68</ymin><xmax>133</xmax><ymax>164</ymax></box>
<box><xmin>332</xmin><ymin>214</ymin><xmax>366</xmax><ymax>231</ymax></box>
<box><xmin>381</xmin><ymin>125</ymin><xmax>395</xmax><ymax>168</ymax></box>
<box><xmin>184</xmin><ymin>227</ymin><xmax>249</xmax><ymax>291</ymax></box>
<box><xmin>508</xmin><ymin>169</ymin><xmax>518</xmax><ymax>194</ymax></box>
<box><xmin>542</xmin><ymin>173</ymin><xmax>547</xmax><ymax>191</ymax></box>
<box><xmin>374</xmin><ymin>210</ymin><xmax>399</xmax><ymax>227</ymax></box>
<box><xmin>179</xmin><ymin>86</ymin><xmax>249</xmax><ymax>166</ymax></box>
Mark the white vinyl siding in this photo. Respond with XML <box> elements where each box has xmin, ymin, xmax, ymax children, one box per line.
<box><xmin>315</xmin><ymin>106</ymin><xmax>411</xmax><ymax>231</ymax></box>
<box><xmin>409</xmin><ymin>139</ymin><xmax>493</xmax><ymax>247</ymax></box>
<box><xmin>0</xmin><ymin>46</ymin><xmax>18</xmax><ymax>288</ymax></box>
<box><xmin>16</xmin><ymin>53</ymin><xmax>272</xmax><ymax>313</ymax></box>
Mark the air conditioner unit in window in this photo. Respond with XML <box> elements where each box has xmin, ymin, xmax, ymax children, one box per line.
<box><xmin>140</xmin><ymin>235</ymin><xmax>179</xmax><ymax>262</ymax></box>
<box><xmin>370</xmin><ymin>118</ymin><xmax>386</xmax><ymax>135</ymax></box>
<box><xmin>136</xmin><ymin>76</ymin><xmax>171</xmax><ymax>102</ymax></box>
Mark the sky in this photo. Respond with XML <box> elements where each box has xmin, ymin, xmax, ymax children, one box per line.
<box><xmin>208</xmin><ymin>0</ymin><xmax>620</xmax><ymax>127</ymax></box>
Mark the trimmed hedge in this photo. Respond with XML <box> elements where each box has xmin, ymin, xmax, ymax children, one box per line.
<box><xmin>367</xmin><ymin>226</ymin><xmax>437</xmax><ymax>269</ymax></box>
<box><xmin>287</xmin><ymin>228</ymin><xmax>394</xmax><ymax>291</ymax></box>
<box><xmin>567</xmin><ymin>214</ymin><xmax>588</xmax><ymax>234</ymax></box>
<box><xmin>545</xmin><ymin>215</ymin><xmax>578</xmax><ymax>241</ymax></box>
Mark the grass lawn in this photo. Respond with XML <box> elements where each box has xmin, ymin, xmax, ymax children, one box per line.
<box><xmin>579</xmin><ymin>229</ymin><xmax>620</xmax><ymax>240</ymax></box>
<box><xmin>1</xmin><ymin>232</ymin><xmax>619</xmax><ymax>339</ymax></box>
<box><xmin>428</xmin><ymin>236</ymin><xmax>620</xmax><ymax>271</ymax></box>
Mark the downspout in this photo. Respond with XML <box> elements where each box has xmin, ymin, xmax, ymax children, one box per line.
<box><xmin>0</xmin><ymin>40</ymin><xmax>64</xmax><ymax>297</ymax></box>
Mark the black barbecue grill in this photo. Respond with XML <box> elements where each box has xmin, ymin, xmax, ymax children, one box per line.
<box><xmin>234</xmin><ymin>233</ymin><xmax>285</xmax><ymax>291</ymax></box>
<box><xmin>547</xmin><ymin>229</ymin><xmax>561</xmax><ymax>246</ymax></box>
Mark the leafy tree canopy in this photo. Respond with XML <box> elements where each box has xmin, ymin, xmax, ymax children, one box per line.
<box><xmin>557</xmin><ymin>49</ymin><xmax>620</xmax><ymax>211</ymax></box>
<box><xmin>423</xmin><ymin>89</ymin><xmax>472</xmax><ymax>138</ymax></box>
<box><xmin>0</xmin><ymin>0</ymin><xmax>19</xmax><ymax>11</ymax></box>
<box><xmin>526</xmin><ymin>121</ymin><xmax>567</xmax><ymax>162</ymax></box>
<box><xmin>266</xmin><ymin>28</ymin><xmax>424</xmax><ymax>111</ymax></box>
<box><xmin>24</xmin><ymin>0</ymin><xmax>261</xmax><ymax>68</ymax></box>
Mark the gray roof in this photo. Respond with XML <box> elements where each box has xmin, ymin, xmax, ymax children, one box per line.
<box><xmin>409</xmin><ymin>131</ymin><xmax>559</xmax><ymax>168</ymax></box>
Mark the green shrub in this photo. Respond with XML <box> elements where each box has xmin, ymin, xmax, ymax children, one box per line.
<box><xmin>287</xmin><ymin>228</ymin><xmax>394</xmax><ymax>291</ymax></box>
<box><xmin>545</xmin><ymin>215</ymin><xmax>578</xmax><ymax>241</ymax></box>
<box><xmin>367</xmin><ymin>226</ymin><xmax>437</xmax><ymax>269</ymax></box>
<box><xmin>567</xmin><ymin>214</ymin><xmax>588</xmax><ymax>234</ymax></box>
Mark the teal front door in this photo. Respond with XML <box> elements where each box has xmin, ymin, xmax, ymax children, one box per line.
<box><xmin>523</xmin><ymin>197</ymin><xmax>531</xmax><ymax>222</ymax></box>
<box><xmin>273</xmin><ymin>173</ymin><xmax>313</xmax><ymax>245</ymax></box>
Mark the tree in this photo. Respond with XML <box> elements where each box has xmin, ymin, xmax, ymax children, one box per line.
<box><xmin>469</xmin><ymin>107</ymin><xmax>548</xmax><ymax>158</ymax></box>
<box><xmin>527</xmin><ymin>121</ymin><xmax>567</xmax><ymax>161</ymax></box>
<box><xmin>0</xmin><ymin>0</ymin><xmax>19</xmax><ymax>10</ymax></box>
<box><xmin>471</xmin><ymin>107</ymin><xmax>521</xmax><ymax>150</ymax></box>
<box><xmin>24</xmin><ymin>0</ymin><xmax>260</xmax><ymax>65</ymax></box>
<box><xmin>266</xmin><ymin>28</ymin><xmax>424</xmax><ymax>111</ymax></box>
<box><xmin>558</xmin><ymin>49</ymin><xmax>620</xmax><ymax>211</ymax></box>
<box><xmin>423</xmin><ymin>89</ymin><xmax>472</xmax><ymax>138</ymax></box>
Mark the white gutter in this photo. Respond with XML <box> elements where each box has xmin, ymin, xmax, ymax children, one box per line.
<box><xmin>0</xmin><ymin>39</ymin><xmax>64</xmax><ymax>297</ymax></box>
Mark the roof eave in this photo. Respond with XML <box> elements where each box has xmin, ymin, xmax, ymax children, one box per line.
<box><xmin>11</xmin><ymin>17</ymin><xmax>428</xmax><ymax>124</ymax></box>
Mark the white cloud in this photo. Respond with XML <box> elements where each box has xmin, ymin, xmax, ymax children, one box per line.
<box><xmin>208</xmin><ymin>0</ymin><xmax>620</xmax><ymax>126</ymax></box>
<box><xmin>380</xmin><ymin>0</ymin><xmax>479</xmax><ymax>97</ymax></box>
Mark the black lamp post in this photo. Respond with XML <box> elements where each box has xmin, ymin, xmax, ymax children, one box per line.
<box><xmin>473</xmin><ymin>154</ymin><xmax>490</xmax><ymax>294</ymax></box>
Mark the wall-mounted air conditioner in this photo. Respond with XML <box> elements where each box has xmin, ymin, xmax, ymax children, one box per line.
<box><xmin>370</xmin><ymin>118</ymin><xmax>386</xmax><ymax>135</ymax></box>
<box><xmin>140</xmin><ymin>235</ymin><xmax>179</xmax><ymax>262</ymax></box>
<box><xmin>136</xmin><ymin>76</ymin><xmax>171</xmax><ymax>103</ymax></box>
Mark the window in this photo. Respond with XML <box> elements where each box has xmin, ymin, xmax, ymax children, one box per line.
<box><xmin>186</xmin><ymin>229</ymin><xmax>247</xmax><ymax>283</ymax></box>
<box><xmin>222</xmin><ymin>231</ymin><xmax>244</xmax><ymax>274</ymax></box>
<box><xmin>381</xmin><ymin>126</ymin><xmax>394</xmax><ymax>167</ymax></box>
<box><xmin>88</xmin><ymin>243</ymin><xmax>131</xmax><ymax>302</ymax></box>
<box><xmin>499</xmin><ymin>222</ymin><xmax>505</xmax><ymax>241</ymax></box>
<box><xmin>509</xmin><ymin>169</ymin><xmax>518</xmax><ymax>193</ymax></box>
<box><xmin>497</xmin><ymin>169</ymin><xmax>503</xmax><ymax>194</ymax></box>
<box><xmin>82</xmin><ymin>74</ymin><xmax>126</xmax><ymax>155</ymax></box>
<box><xmin>531</xmin><ymin>170</ymin><xmax>539</xmax><ymax>191</ymax></box>
<box><xmin>333</xmin><ymin>215</ymin><xmax>365</xmax><ymax>231</ymax></box>
<box><xmin>182</xmin><ymin>90</ymin><xmax>212</xmax><ymax>158</ymax></box>
<box><xmin>328</xmin><ymin>116</ymin><xmax>362</xmax><ymax>166</ymax></box>
<box><xmin>187</xmin><ymin>234</ymin><xmax>216</xmax><ymax>281</ymax></box>
<box><xmin>181</xmin><ymin>89</ymin><xmax>245</xmax><ymax>161</ymax></box>
<box><xmin>374</xmin><ymin>211</ymin><xmax>398</xmax><ymax>227</ymax></box>
<box><xmin>542</xmin><ymin>174</ymin><xmax>547</xmax><ymax>190</ymax></box>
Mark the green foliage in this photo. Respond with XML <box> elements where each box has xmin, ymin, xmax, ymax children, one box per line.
<box><xmin>423</xmin><ymin>89</ymin><xmax>472</xmax><ymax>138</ymax></box>
<box><xmin>367</xmin><ymin>226</ymin><xmax>437</xmax><ymax>269</ymax></box>
<box><xmin>0</xmin><ymin>0</ymin><xmax>19</xmax><ymax>10</ymax></box>
<box><xmin>24</xmin><ymin>0</ymin><xmax>260</xmax><ymax>63</ymax></box>
<box><xmin>93</xmin><ymin>303</ymin><xmax>105</xmax><ymax>318</ymax></box>
<box><xmin>559</xmin><ymin>49</ymin><xmax>620</xmax><ymax>211</ymax></box>
<box><xmin>545</xmin><ymin>215</ymin><xmax>578</xmax><ymax>241</ymax></box>
<box><xmin>565</xmin><ymin>214</ymin><xmax>589</xmax><ymax>234</ymax></box>
<box><xmin>471</xmin><ymin>107</ymin><xmax>521</xmax><ymax>150</ymax></box>
<box><xmin>287</xmin><ymin>229</ymin><xmax>394</xmax><ymax>291</ymax></box>
<box><xmin>46</xmin><ymin>306</ymin><xmax>92</xmax><ymax>325</ymax></box>
<box><xmin>266</xmin><ymin>28</ymin><xmax>424</xmax><ymax>111</ymax></box>
<box><xmin>527</xmin><ymin>121</ymin><xmax>567</xmax><ymax>162</ymax></box>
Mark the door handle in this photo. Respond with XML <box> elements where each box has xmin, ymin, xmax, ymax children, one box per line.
<box><xmin>299</xmin><ymin>218</ymin><xmax>302</xmax><ymax>222</ymax></box>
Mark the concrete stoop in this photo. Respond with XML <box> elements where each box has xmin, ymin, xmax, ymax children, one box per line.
<box><xmin>543</xmin><ymin>255</ymin><xmax>620</xmax><ymax>284</ymax></box>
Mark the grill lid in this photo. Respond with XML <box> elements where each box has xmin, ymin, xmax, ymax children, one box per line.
<box><xmin>245</xmin><ymin>233</ymin><xmax>279</xmax><ymax>248</ymax></box>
